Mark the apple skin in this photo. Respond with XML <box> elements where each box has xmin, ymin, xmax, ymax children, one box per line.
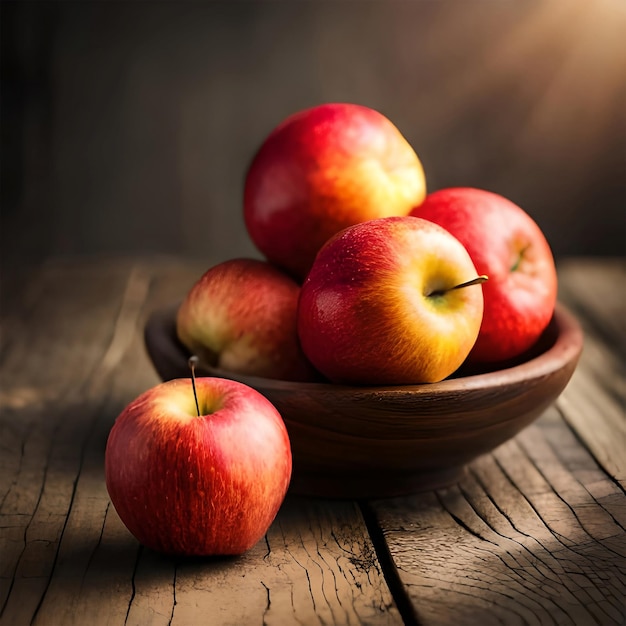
<box><xmin>176</xmin><ymin>258</ymin><xmax>318</xmax><ymax>382</ymax></box>
<box><xmin>410</xmin><ymin>187</ymin><xmax>557</xmax><ymax>364</ymax></box>
<box><xmin>105</xmin><ymin>377</ymin><xmax>292</xmax><ymax>556</ymax></box>
<box><xmin>244</xmin><ymin>103</ymin><xmax>427</xmax><ymax>280</ymax></box>
<box><xmin>297</xmin><ymin>216</ymin><xmax>485</xmax><ymax>385</ymax></box>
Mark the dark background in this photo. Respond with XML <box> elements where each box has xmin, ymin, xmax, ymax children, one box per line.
<box><xmin>2</xmin><ymin>0</ymin><xmax>625</xmax><ymax>271</ymax></box>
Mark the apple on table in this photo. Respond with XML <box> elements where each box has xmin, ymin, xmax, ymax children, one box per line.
<box><xmin>176</xmin><ymin>258</ymin><xmax>318</xmax><ymax>382</ymax></box>
<box><xmin>105</xmin><ymin>375</ymin><xmax>292</xmax><ymax>556</ymax></box>
<box><xmin>244</xmin><ymin>102</ymin><xmax>427</xmax><ymax>280</ymax></box>
<box><xmin>297</xmin><ymin>215</ymin><xmax>487</xmax><ymax>385</ymax></box>
<box><xmin>410</xmin><ymin>187</ymin><xmax>557</xmax><ymax>364</ymax></box>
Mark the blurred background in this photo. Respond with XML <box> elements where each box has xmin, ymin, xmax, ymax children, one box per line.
<box><xmin>2</xmin><ymin>0</ymin><xmax>625</xmax><ymax>272</ymax></box>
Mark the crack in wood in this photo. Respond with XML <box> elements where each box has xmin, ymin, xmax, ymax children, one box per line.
<box><xmin>260</xmin><ymin>579</ymin><xmax>271</xmax><ymax>623</ymax></box>
<box><xmin>452</xmin><ymin>482</ymin><xmax>564</xmax><ymax>598</ymax></box>
<box><xmin>360</xmin><ymin>502</ymin><xmax>422</xmax><ymax>626</ymax></box>
<box><xmin>516</xmin><ymin>431</ymin><xmax>626</xmax><ymax>559</ymax></box>
<box><xmin>123</xmin><ymin>544</ymin><xmax>141</xmax><ymax>626</ymax></box>
<box><xmin>434</xmin><ymin>490</ymin><xmax>499</xmax><ymax>547</ymax></box>
<box><xmin>467</xmin><ymin>464</ymin><xmax>575</xmax><ymax>586</ymax></box>
<box><xmin>168</xmin><ymin>565</ymin><xmax>177</xmax><ymax>626</ymax></box>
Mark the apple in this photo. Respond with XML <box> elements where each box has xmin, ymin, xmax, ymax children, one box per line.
<box><xmin>297</xmin><ymin>216</ymin><xmax>486</xmax><ymax>385</ymax></box>
<box><xmin>410</xmin><ymin>187</ymin><xmax>557</xmax><ymax>364</ymax></box>
<box><xmin>244</xmin><ymin>103</ymin><xmax>427</xmax><ymax>280</ymax></box>
<box><xmin>105</xmin><ymin>376</ymin><xmax>292</xmax><ymax>556</ymax></box>
<box><xmin>176</xmin><ymin>258</ymin><xmax>318</xmax><ymax>381</ymax></box>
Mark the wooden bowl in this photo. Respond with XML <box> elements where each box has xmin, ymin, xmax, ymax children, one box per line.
<box><xmin>144</xmin><ymin>303</ymin><xmax>583</xmax><ymax>499</ymax></box>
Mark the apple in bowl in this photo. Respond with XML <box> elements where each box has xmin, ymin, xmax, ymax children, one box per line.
<box><xmin>410</xmin><ymin>187</ymin><xmax>558</xmax><ymax>364</ymax></box>
<box><xmin>297</xmin><ymin>216</ymin><xmax>487</xmax><ymax>385</ymax></box>
<box><xmin>244</xmin><ymin>103</ymin><xmax>427</xmax><ymax>280</ymax></box>
<box><xmin>176</xmin><ymin>258</ymin><xmax>318</xmax><ymax>382</ymax></box>
<box><xmin>105</xmin><ymin>376</ymin><xmax>292</xmax><ymax>556</ymax></box>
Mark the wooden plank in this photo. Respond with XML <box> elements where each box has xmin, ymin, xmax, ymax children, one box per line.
<box><xmin>557</xmin><ymin>257</ymin><xmax>626</xmax><ymax>346</ymax></box>
<box><xmin>368</xmin><ymin>406</ymin><xmax>626</xmax><ymax>625</ymax></box>
<box><xmin>121</xmin><ymin>498</ymin><xmax>400</xmax><ymax>626</ymax></box>
<box><xmin>0</xmin><ymin>260</ymin><xmax>144</xmax><ymax>625</ymax></box>
<box><xmin>557</xmin><ymin>257</ymin><xmax>626</xmax><ymax>489</ymax></box>
<box><xmin>1</xmin><ymin>258</ymin><xmax>402</xmax><ymax>625</ymax></box>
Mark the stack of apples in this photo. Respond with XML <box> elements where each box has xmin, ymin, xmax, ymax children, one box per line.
<box><xmin>178</xmin><ymin>102</ymin><xmax>558</xmax><ymax>384</ymax></box>
<box><xmin>105</xmin><ymin>103</ymin><xmax>558</xmax><ymax>557</ymax></box>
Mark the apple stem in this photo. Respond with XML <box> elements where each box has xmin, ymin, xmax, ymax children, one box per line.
<box><xmin>188</xmin><ymin>356</ymin><xmax>201</xmax><ymax>417</ymax></box>
<box><xmin>449</xmin><ymin>275</ymin><xmax>489</xmax><ymax>291</ymax></box>
<box><xmin>511</xmin><ymin>245</ymin><xmax>530</xmax><ymax>272</ymax></box>
<box><xmin>429</xmin><ymin>275</ymin><xmax>488</xmax><ymax>297</ymax></box>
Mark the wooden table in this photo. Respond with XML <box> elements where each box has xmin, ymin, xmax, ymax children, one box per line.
<box><xmin>1</xmin><ymin>256</ymin><xmax>624</xmax><ymax>626</ymax></box>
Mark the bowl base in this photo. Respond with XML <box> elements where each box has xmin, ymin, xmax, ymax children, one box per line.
<box><xmin>288</xmin><ymin>464</ymin><xmax>467</xmax><ymax>499</ymax></box>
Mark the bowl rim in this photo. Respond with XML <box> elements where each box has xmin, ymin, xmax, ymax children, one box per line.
<box><xmin>186</xmin><ymin>301</ymin><xmax>583</xmax><ymax>397</ymax></box>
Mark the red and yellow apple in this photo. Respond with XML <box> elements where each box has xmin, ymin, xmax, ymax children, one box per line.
<box><xmin>410</xmin><ymin>187</ymin><xmax>557</xmax><ymax>364</ymax></box>
<box><xmin>244</xmin><ymin>103</ymin><xmax>427</xmax><ymax>280</ymax></box>
<box><xmin>105</xmin><ymin>377</ymin><xmax>292</xmax><ymax>556</ymax></box>
<box><xmin>297</xmin><ymin>216</ymin><xmax>486</xmax><ymax>385</ymax></box>
<box><xmin>176</xmin><ymin>258</ymin><xmax>317</xmax><ymax>381</ymax></box>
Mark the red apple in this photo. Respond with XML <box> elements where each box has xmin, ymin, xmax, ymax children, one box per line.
<box><xmin>410</xmin><ymin>187</ymin><xmax>557</xmax><ymax>363</ymax></box>
<box><xmin>105</xmin><ymin>377</ymin><xmax>292</xmax><ymax>556</ymax></box>
<box><xmin>244</xmin><ymin>103</ymin><xmax>427</xmax><ymax>280</ymax></box>
<box><xmin>176</xmin><ymin>258</ymin><xmax>317</xmax><ymax>381</ymax></box>
<box><xmin>297</xmin><ymin>216</ymin><xmax>486</xmax><ymax>385</ymax></box>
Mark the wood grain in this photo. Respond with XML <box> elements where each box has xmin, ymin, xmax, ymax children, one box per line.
<box><xmin>557</xmin><ymin>258</ymin><xmax>626</xmax><ymax>490</ymax></box>
<box><xmin>1</xmin><ymin>260</ymin><xmax>154</xmax><ymax>626</ymax></box>
<box><xmin>127</xmin><ymin>498</ymin><xmax>401</xmax><ymax>626</ymax></box>
<box><xmin>367</xmin><ymin>411</ymin><xmax>625</xmax><ymax>625</ymax></box>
